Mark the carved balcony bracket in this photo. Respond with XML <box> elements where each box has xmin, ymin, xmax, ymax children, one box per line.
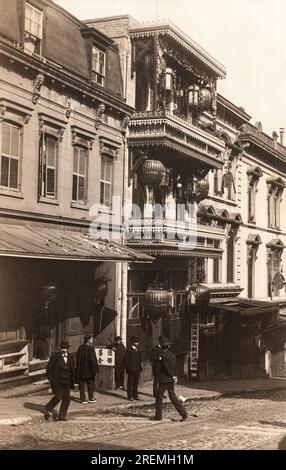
<box><xmin>32</xmin><ymin>73</ymin><xmax>45</xmax><ymax>105</ymax></box>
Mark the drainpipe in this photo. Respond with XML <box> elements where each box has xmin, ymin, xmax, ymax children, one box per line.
<box><xmin>120</xmin><ymin>121</ymin><xmax>130</xmax><ymax>346</ymax></box>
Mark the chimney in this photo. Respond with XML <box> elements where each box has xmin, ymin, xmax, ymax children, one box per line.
<box><xmin>273</xmin><ymin>131</ymin><xmax>278</xmax><ymax>147</ymax></box>
<box><xmin>279</xmin><ymin>128</ymin><xmax>285</xmax><ymax>146</ymax></box>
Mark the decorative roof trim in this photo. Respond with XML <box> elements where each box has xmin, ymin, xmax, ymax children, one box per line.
<box><xmin>129</xmin><ymin>22</ymin><xmax>226</xmax><ymax>78</ymax></box>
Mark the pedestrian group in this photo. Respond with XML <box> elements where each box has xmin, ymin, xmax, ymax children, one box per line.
<box><xmin>44</xmin><ymin>333</ymin><xmax>187</xmax><ymax>422</ymax></box>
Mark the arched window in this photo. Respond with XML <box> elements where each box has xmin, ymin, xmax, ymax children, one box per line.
<box><xmin>246</xmin><ymin>234</ymin><xmax>262</xmax><ymax>298</ymax></box>
<box><xmin>247</xmin><ymin>166</ymin><xmax>263</xmax><ymax>223</ymax></box>
<box><xmin>267</xmin><ymin>178</ymin><xmax>285</xmax><ymax>229</ymax></box>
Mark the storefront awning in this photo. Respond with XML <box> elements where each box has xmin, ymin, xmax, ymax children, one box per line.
<box><xmin>0</xmin><ymin>224</ymin><xmax>153</xmax><ymax>263</ymax></box>
<box><xmin>210</xmin><ymin>297</ymin><xmax>279</xmax><ymax>316</ymax></box>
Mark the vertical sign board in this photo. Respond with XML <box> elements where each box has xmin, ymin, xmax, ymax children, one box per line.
<box><xmin>189</xmin><ymin>291</ymin><xmax>199</xmax><ymax>379</ymax></box>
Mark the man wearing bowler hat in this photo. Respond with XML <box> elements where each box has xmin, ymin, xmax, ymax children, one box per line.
<box><xmin>45</xmin><ymin>340</ymin><xmax>75</xmax><ymax>421</ymax></box>
<box><xmin>152</xmin><ymin>336</ymin><xmax>187</xmax><ymax>422</ymax></box>
<box><xmin>113</xmin><ymin>336</ymin><xmax>126</xmax><ymax>390</ymax></box>
<box><xmin>124</xmin><ymin>336</ymin><xmax>142</xmax><ymax>401</ymax></box>
<box><xmin>75</xmin><ymin>333</ymin><xmax>99</xmax><ymax>404</ymax></box>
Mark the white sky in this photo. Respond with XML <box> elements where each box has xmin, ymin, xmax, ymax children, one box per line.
<box><xmin>55</xmin><ymin>0</ymin><xmax>286</xmax><ymax>135</ymax></box>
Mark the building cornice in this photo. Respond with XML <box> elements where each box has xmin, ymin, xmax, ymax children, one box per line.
<box><xmin>0</xmin><ymin>41</ymin><xmax>134</xmax><ymax>116</ymax></box>
<box><xmin>129</xmin><ymin>22</ymin><xmax>226</xmax><ymax>78</ymax></box>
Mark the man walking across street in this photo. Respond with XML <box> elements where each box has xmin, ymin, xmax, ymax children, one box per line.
<box><xmin>152</xmin><ymin>337</ymin><xmax>187</xmax><ymax>421</ymax></box>
<box><xmin>151</xmin><ymin>335</ymin><xmax>166</xmax><ymax>398</ymax></box>
<box><xmin>75</xmin><ymin>333</ymin><xmax>99</xmax><ymax>404</ymax></box>
<box><xmin>124</xmin><ymin>336</ymin><xmax>142</xmax><ymax>401</ymax></box>
<box><xmin>45</xmin><ymin>340</ymin><xmax>75</xmax><ymax>421</ymax></box>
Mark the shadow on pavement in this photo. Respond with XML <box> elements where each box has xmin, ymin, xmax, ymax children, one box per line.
<box><xmin>23</xmin><ymin>402</ymin><xmax>46</xmax><ymax>413</ymax></box>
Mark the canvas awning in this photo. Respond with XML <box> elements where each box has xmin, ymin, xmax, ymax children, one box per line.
<box><xmin>209</xmin><ymin>297</ymin><xmax>278</xmax><ymax>316</ymax></box>
<box><xmin>0</xmin><ymin>224</ymin><xmax>153</xmax><ymax>263</ymax></box>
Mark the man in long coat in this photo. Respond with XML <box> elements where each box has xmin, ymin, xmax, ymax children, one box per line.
<box><xmin>153</xmin><ymin>337</ymin><xmax>187</xmax><ymax>421</ymax></box>
<box><xmin>75</xmin><ymin>333</ymin><xmax>99</xmax><ymax>403</ymax></box>
<box><xmin>124</xmin><ymin>336</ymin><xmax>142</xmax><ymax>401</ymax></box>
<box><xmin>113</xmin><ymin>336</ymin><xmax>126</xmax><ymax>390</ymax></box>
<box><xmin>151</xmin><ymin>335</ymin><xmax>164</xmax><ymax>398</ymax></box>
<box><xmin>45</xmin><ymin>340</ymin><xmax>75</xmax><ymax>421</ymax></box>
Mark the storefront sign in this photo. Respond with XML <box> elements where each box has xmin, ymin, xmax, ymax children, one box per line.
<box><xmin>95</xmin><ymin>347</ymin><xmax>115</xmax><ymax>366</ymax></box>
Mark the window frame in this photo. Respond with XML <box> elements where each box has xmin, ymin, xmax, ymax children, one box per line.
<box><xmin>92</xmin><ymin>46</ymin><xmax>106</xmax><ymax>87</ymax></box>
<box><xmin>39</xmin><ymin>133</ymin><xmax>59</xmax><ymax>200</ymax></box>
<box><xmin>24</xmin><ymin>2</ymin><xmax>43</xmax><ymax>56</ymax></box>
<box><xmin>0</xmin><ymin>121</ymin><xmax>22</xmax><ymax>192</ymax></box>
<box><xmin>72</xmin><ymin>145</ymin><xmax>88</xmax><ymax>204</ymax></box>
<box><xmin>100</xmin><ymin>154</ymin><xmax>113</xmax><ymax>209</ymax></box>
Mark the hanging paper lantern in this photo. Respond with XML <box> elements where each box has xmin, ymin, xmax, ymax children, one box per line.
<box><xmin>186</xmin><ymin>283</ymin><xmax>210</xmax><ymax>312</ymax></box>
<box><xmin>42</xmin><ymin>282</ymin><xmax>58</xmax><ymax>304</ymax></box>
<box><xmin>199</xmin><ymin>87</ymin><xmax>212</xmax><ymax>111</ymax></box>
<box><xmin>143</xmin><ymin>285</ymin><xmax>171</xmax><ymax>322</ymax></box>
<box><xmin>196</xmin><ymin>178</ymin><xmax>209</xmax><ymax>202</ymax></box>
<box><xmin>140</xmin><ymin>160</ymin><xmax>166</xmax><ymax>188</ymax></box>
<box><xmin>94</xmin><ymin>278</ymin><xmax>109</xmax><ymax>304</ymax></box>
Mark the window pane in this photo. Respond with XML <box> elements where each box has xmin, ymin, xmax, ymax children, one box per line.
<box><xmin>99</xmin><ymin>52</ymin><xmax>105</xmax><ymax>75</ymax></box>
<box><xmin>105</xmin><ymin>183</ymin><xmax>111</xmax><ymax>207</ymax></box>
<box><xmin>0</xmin><ymin>156</ymin><xmax>9</xmax><ymax>187</ymax></box>
<box><xmin>2</xmin><ymin>123</ymin><xmax>10</xmax><ymax>155</ymax></box>
<box><xmin>46</xmin><ymin>138</ymin><xmax>56</xmax><ymax>166</ymax></box>
<box><xmin>105</xmin><ymin>159</ymin><xmax>112</xmax><ymax>182</ymax></box>
<box><xmin>9</xmin><ymin>158</ymin><xmax>18</xmax><ymax>189</ymax></box>
<box><xmin>73</xmin><ymin>148</ymin><xmax>78</xmax><ymax>173</ymax></box>
<box><xmin>11</xmin><ymin>126</ymin><xmax>19</xmax><ymax>157</ymax></box>
<box><xmin>46</xmin><ymin>168</ymin><xmax>55</xmax><ymax>196</ymax></box>
<box><xmin>100</xmin><ymin>181</ymin><xmax>105</xmax><ymax>205</ymax></box>
<box><xmin>78</xmin><ymin>176</ymin><xmax>85</xmax><ymax>201</ymax></box>
<box><xmin>101</xmin><ymin>157</ymin><xmax>105</xmax><ymax>180</ymax></box>
<box><xmin>72</xmin><ymin>174</ymin><xmax>78</xmax><ymax>201</ymax></box>
<box><xmin>78</xmin><ymin>149</ymin><xmax>86</xmax><ymax>175</ymax></box>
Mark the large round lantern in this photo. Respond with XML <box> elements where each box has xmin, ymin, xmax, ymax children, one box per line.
<box><xmin>140</xmin><ymin>160</ymin><xmax>165</xmax><ymax>188</ymax></box>
<box><xmin>143</xmin><ymin>284</ymin><xmax>170</xmax><ymax>322</ymax></box>
<box><xmin>42</xmin><ymin>282</ymin><xmax>58</xmax><ymax>305</ymax></box>
<box><xmin>94</xmin><ymin>278</ymin><xmax>109</xmax><ymax>304</ymax></box>
<box><xmin>196</xmin><ymin>178</ymin><xmax>209</xmax><ymax>203</ymax></box>
<box><xmin>199</xmin><ymin>87</ymin><xmax>212</xmax><ymax>112</ymax></box>
<box><xmin>186</xmin><ymin>283</ymin><xmax>210</xmax><ymax>312</ymax></box>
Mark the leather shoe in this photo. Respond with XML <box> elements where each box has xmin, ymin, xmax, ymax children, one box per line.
<box><xmin>58</xmin><ymin>416</ymin><xmax>68</xmax><ymax>421</ymax></box>
<box><xmin>150</xmin><ymin>417</ymin><xmax>162</xmax><ymax>421</ymax></box>
<box><xmin>44</xmin><ymin>410</ymin><xmax>52</xmax><ymax>421</ymax></box>
<box><xmin>180</xmin><ymin>415</ymin><xmax>187</xmax><ymax>422</ymax></box>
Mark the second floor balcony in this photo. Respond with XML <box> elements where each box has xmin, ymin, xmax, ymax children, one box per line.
<box><xmin>124</xmin><ymin>216</ymin><xmax>224</xmax><ymax>258</ymax></box>
<box><xmin>128</xmin><ymin>110</ymin><xmax>225</xmax><ymax>170</ymax></box>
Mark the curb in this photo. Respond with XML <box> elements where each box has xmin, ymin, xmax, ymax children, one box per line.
<box><xmin>0</xmin><ymin>385</ymin><xmax>284</xmax><ymax>426</ymax></box>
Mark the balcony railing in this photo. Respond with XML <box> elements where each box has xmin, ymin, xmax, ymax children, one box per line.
<box><xmin>124</xmin><ymin>218</ymin><xmax>225</xmax><ymax>245</ymax></box>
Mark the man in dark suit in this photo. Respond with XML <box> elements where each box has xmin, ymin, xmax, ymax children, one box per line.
<box><xmin>124</xmin><ymin>336</ymin><xmax>142</xmax><ymax>401</ymax></box>
<box><xmin>113</xmin><ymin>336</ymin><xmax>126</xmax><ymax>390</ymax></box>
<box><xmin>153</xmin><ymin>337</ymin><xmax>187</xmax><ymax>421</ymax></box>
<box><xmin>75</xmin><ymin>333</ymin><xmax>99</xmax><ymax>404</ymax></box>
<box><xmin>45</xmin><ymin>340</ymin><xmax>75</xmax><ymax>421</ymax></box>
<box><xmin>151</xmin><ymin>335</ymin><xmax>163</xmax><ymax>398</ymax></box>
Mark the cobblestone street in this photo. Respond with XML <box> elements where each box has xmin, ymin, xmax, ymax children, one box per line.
<box><xmin>0</xmin><ymin>390</ymin><xmax>285</xmax><ymax>450</ymax></box>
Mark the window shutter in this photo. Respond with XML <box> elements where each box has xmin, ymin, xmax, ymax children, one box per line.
<box><xmin>2</xmin><ymin>123</ymin><xmax>10</xmax><ymax>155</ymax></box>
<box><xmin>9</xmin><ymin>158</ymin><xmax>18</xmax><ymax>189</ymax></box>
<box><xmin>0</xmin><ymin>156</ymin><xmax>9</xmax><ymax>187</ymax></box>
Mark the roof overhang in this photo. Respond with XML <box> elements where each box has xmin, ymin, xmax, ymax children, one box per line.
<box><xmin>209</xmin><ymin>297</ymin><xmax>279</xmax><ymax>316</ymax></box>
<box><xmin>0</xmin><ymin>224</ymin><xmax>153</xmax><ymax>263</ymax></box>
<box><xmin>129</xmin><ymin>22</ymin><xmax>226</xmax><ymax>78</ymax></box>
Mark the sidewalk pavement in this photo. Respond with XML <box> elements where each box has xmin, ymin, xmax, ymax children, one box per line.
<box><xmin>0</xmin><ymin>377</ymin><xmax>284</xmax><ymax>426</ymax></box>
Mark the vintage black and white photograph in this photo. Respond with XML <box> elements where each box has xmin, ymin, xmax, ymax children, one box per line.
<box><xmin>0</xmin><ymin>0</ymin><xmax>285</xmax><ymax>456</ymax></box>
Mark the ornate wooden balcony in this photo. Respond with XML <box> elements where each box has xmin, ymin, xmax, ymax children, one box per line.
<box><xmin>124</xmin><ymin>217</ymin><xmax>225</xmax><ymax>258</ymax></box>
<box><xmin>128</xmin><ymin>110</ymin><xmax>225</xmax><ymax>169</ymax></box>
